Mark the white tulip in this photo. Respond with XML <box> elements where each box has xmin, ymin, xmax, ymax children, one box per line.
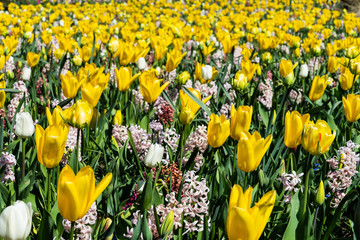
<box><xmin>0</xmin><ymin>201</ymin><xmax>33</xmax><ymax>240</ymax></box>
<box><xmin>299</xmin><ymin>64</ymin><xmax>309</xmax><ymax>78</ymax></box>
<box><xmin>14</xmin><ymin>112</ymin><xmax>35</xmax><ymax>139</ymax></box>
<box><xmin>21</xmin><ymin>67</ymin><xmax>31</xmax><ymax>81</ymax></box>
<box><xmin>201</xmin><ymin>65</ymin><xmax>213</xmax><ymax>81</ymax></box>
<box><xmin>144</xmin><ymin>144</ymin><xmax>164</xmax><ymax>168</ymax></box>
<box><xmin>137</xmin><ymin>57</ymin><xmax>147</xmax><ymax>70</ymax></box>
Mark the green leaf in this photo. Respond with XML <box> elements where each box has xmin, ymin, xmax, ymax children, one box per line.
<box><xmin>283</xmin><ymin>191</ymin><xmax>300</xmax><ymax>240</ymax></box>
<box><xmin>181</xmin><ymin>87</ymin><xmax>211</xmax><ymax>116</ymax></box>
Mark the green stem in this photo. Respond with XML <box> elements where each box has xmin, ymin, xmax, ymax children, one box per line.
<box><xmin>301</xmin><ymin>155</ymin><xmax>312</xmax><ymax>218</ymax></box>
<box><xmin>47</xmin><ymin>168</ymin><xmax>51</xmax><ymax>212</ymax></box>
<box><xmin>21</xmin><ymin>138</ymin><xmax>25</xmax><ymax>180</ymax></box>
<box><xmin>244</xmin><ymin>172</ymin><xmax>248</xmax><ymax>190</ymax></box>
<box><xmin>69</xmin><ymin>221</ymin><xmax>75</xmax><ymax>240</ymax></box>
<box><xmin>76</xmin><ymin>128</ymin><xmax>80</xmax><ymax>174</ymax></box>
<box><xmin>232</xmin><ymin>141</ymin><xmax>237</xmax><ymax>176</ymax></box>
<box><xmin>178</xmin><ymin>125</ymin><xmax>185</xmax><ymax>170</ymax></box>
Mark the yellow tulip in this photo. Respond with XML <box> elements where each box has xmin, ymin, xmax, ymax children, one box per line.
<box><xmin>309</xmin><ymin>75</ymin><xmax>331</xmax><ymax>101</ymax></box>
<box><xmin>78</xmin><ymin>46</ymin><xmax>93</xmax><ymax>63</ymax></box>
<box><xmin>237</xmin><ymin>131</ymin><xmax>272</xmax><ymax>172</ymax></box>
<box><xmin>340</xmin><ymin>67</ymin><xmax>355</xmax><ymax>91</ymax></box>
<box><xmin>81</xmin><ymin>82</ymin><xmax>104</xmax><ymax>107</ymax></box>
<box><xmin>46</xmin><ymin>106</ymin><xmax>68</xmax><ymax>126</ymax></box>
<box><xmin>327</xmin><ymin>57</ymin><xmax>339</xmax><ymax>73</ymax></box>
<box><xmin>35</xmin><ymin>124</ymin><xmax>69</xmax><ymax>168</ymax></box>
<box><xmin>342</xmin><ymin>94</ymin><xmax>360</xmax><ymax>122</ymax></box>
<box><xmin>57</xmin><ymin>165</ymin><xmax>112</xmax><ymax>221</ymax></box>
<box><xmin>26</xmin><ymin>52</ymin><xmax>40</xmax><ymax>68</ymax></box>
<box><xmin>165</xmin><ymin>49</ymin><xmax>186</xmax><ymax>72</ymax></box>
<box><xmin>154</xmin><ymin>41</ymin><xmax>168</xmax><ymax>61</ymax></box>
<box><xmin>139</xmin><ymin>70</ymin><xmax>170</xmax><ymax>103</ymax></box>
<box><xmin>284</xmin><ymin>111</ymin><xmax>310</xmax><ymax>148</ymax></box>
<box><xmin>60</xmin><ymin>71</ymin><xmax>85</xmax><ymax>99</ymax></box>
<box><xmin>226</xmin><ymin>184</ymin><xmax>276</xmax><ymax>240</ymax></box>
<box><xmin>172</xmin><ymin>38</ymin><xmax>184</xmax><ymax>52</ymax></box>
<box><xmin>202</xmin><ymin>41</ymin><xmax>216</xmax><ymax>56</ymax></box>
<box><xmin>207</xmin><ymin>113</ymin><xmax>230</xmax><ymax>148</ymax></box>
<box><xmin>179</xmin><ymin>88</ymin><xmax>211</xmax><ymax>125</ymax></box>
<box><xmin>279</xmin><ymin>59</ymin><xmax>298</xmax><ymax>85</ymax></box>
<box><xmin>302</xmin><ymin>120</ymin><xmax>336</xmax><ymax>155</ymax></box>
<box><xmin>241</xmin><ymin>60</ymin><xmax>258</xmax><ymax>82</ymax></box>
<box><xmin>176</xmin><ymin>71</ymin><xmax>191</xmax><ymax>85</ymax></box>
<box><xmin>231</xmin><ymin>71</ymin><xmax>248</xmax><ymax>91</ymax></box>
<box><xmin>114</xmin><ymin>67</ymin><xmax>141</xmax><ymax>92</ymax></box>
<box><xmin>63</xmin><ymin>100</ymin><xmax>93</xmax><ymax>128</ymax></box>
<box><xmin>326</xmin><ymin>43</ymin><xmax>337</xmax><ymax>56</ymax></box>
<box><xmin>221</xmin><ymin>35</ymin><xmax>237</xmax><ymax>54</ymax></box>
<box><xmin>114</xmin><ymin>110</ymin><xmax>123</xmax><ymax>125</ymax></box>
<box><xmin>230</xmin><ymin>105</ymin><xmax>253</xmax><ymax>140</ymax></box>
<box><xmin>0</xmin><ymin>80</ymin><xmax>5</xmax><ymax>109</ymax></box>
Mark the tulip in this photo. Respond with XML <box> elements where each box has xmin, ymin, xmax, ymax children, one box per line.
<box><xmin>237</xmin><ymin>131</ymin><xmax>272</xmax><ymax>172</ymax></box>
<box><xmin>241</xmin><ymin>60</ymin><xmax>258</xmax><ymax>81</ymax></box>
<box><xmin>284</xmin><ymin>111</ymin><xmax>310</xmax><ymax>148</ymax></box>
<box><xmin>346</xmin><ymin>46</ymin><xmax>359</xmax><ymax>59</ymax></box>
<box><xmin>202</xmin><ymin>41</ymin><xmax>216</xmax><ymax>56</ymax></box>
<box><xmin>14</xmin><ymin>112</ymin><xmax>35</xmax><ymax>139</ymax></box>
<box><xmin>342</xmin><ymin>94</ymin><xmax>360</xmax><ymax>122</ymax></box>
<box><xmin>327</xmin><ymin>56</ymin><xmax>340</xmax><ymax>73</ymax></box>
<box><xmin>26</xmin><ymin>52</ymin><xmax>40</xmax><ymax>68</ymax></box>
<box><xmin>0</xmin><ymin>201</ymin><xmax>33</xmax><ymax>240</ymax></box>
<box><xmin>340</xmin><ymin>66</ymin><xmax>356</xmax><ymax>91</ymax></box>
<box><xmin>201</xmin><ymin>65</ymin><xmax>213</xmax><ymax>81</ymax></box>
<box><xmin>57</xmin><ymin>165</ymin><xmax>112</xmax><ymax>221</ymax></box>
<box><xmin>113</xmin><ymin>110</ymin><xmax>123</xmax><ymax>125</ymax></box>
<box><xmin>160</xmin><ymin>211</ymin><xmax>174</xmax><ymax>238</ymax></box>
<box><xmin>143</xmin><ymin>143</ymin><xmax>164</xmax><ymax>168</ymax></box>
<box><xmin>309</xmin><ymin>75</ymin><xmax>332</xmax><ymax>101</ymax></box>
<box><xmin>137</xmin><ymin>57</ymin><xmax>147</xmax><ymax>70</ymax></box>
<box><xmin>195</xmin><ymin>62</ymin><xmax>218</xmax><ymax>83</ymax></box>
<box><xmin>207</xmin><ymin>113</ymin><xmax>230</xmax><ymax>148</ymax></box>
<box><xmin>179</xmin><ymin>88</ymin><xmax>211</xmax><ymax>125</ymax></box>
<box><xmin>114</xmin><ymin>67</ymin><xmax>141</xmax><ymax>92</ymax></box>
<box><xmin>165</xmin><ymin>49</ymin><xmax>186</xmax><ymax>72</ymax></box>
<box><xmin>226</xmin><ymin>185</ymin><xmax>276</xmax><ymax>240</ymax></box>
<box><xmin>231</xmin><ymin>71</ymin><xmax>248</xmax><ymax>91</ymax></box>
<box><xmin>46</xmin><ymin>106</ymin><xmax>67</xmax><ymax>126</ymax></box>
<box><xmin>61</xmin><ymin>71</ymin><xmax>85</xmax><ymax>99</ymax></box>
<box><xmin>316</xmin><ymin>180</ymin><xmax>325</xmax><ymax>206</ymax></box>
<box><xmin>139</xmin><ymin>70</ymin><xmax>169</xmax><ymax>103</ymax></box>
<box><xmin>302</xmin><ymin>120</ymin><xmax>336</xmax><ymax>155</ymax></box>
<box><xmin>221</xmin><ymin>35</ymin><xmax>237</xmax><ymax>54</ymax></box>
<box><xmin>176</xmin><ymin>71</ymin><xmax>191</xmax><ymax>85</ymax></box>
<box><xmin>299</xmin><ymin>64</ymin><xmax>309</xmax><ymax>78</ymax></box>
<box><xmin>35</xmin><ymin>123</ymin><xmax>69</xmax><ymax>168</ymax></box>
<box><xmin>0</xmin><ymin>80</ymin><xmax>5</xmax><ymax>109</ymax></box>
<box><xmin>279</xmin><ymin>59</ymin><xmax>298</xmax><ymax>85</ymax></box>
<box><xmin>81</xmin><ymin>82</ymin><xmax>104</xmax><ymax>107</ymax></box>
<box><xmin>230</xmin><ymin>105</ymin><xmax>253</xmax><ymax>140</ymax></box>
<box><xmin>63</xmin><ymin>99</ymin><xmax>93</xmax><ymax>128</ymax></box>
<box><xmin>73</xmin><ymin>55</ymin><xmax>82</xmax><ymax>66</ymax></box>
<box><xmin>21</xmin><ymin>67</ymin><xmax>31</xmax><ymax>81</ymax></box>
<box><xmin>262</xmin><ymin>52</ymin><xmax>272</xmax><ymax>64</ymax></box>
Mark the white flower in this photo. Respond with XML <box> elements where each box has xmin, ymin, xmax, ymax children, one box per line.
<box><xmin>14</xmin><ymin>112</ymin><xmax>35</xmax><ymax>139</ymax></box>
<box><xmin>21</xmin><ymin>67</ymin><xmax>31</xmax><ymax>81</ymax></box>
<box><xmin>59</xmin><ymin>20</ymin><xmax>64</xmax><ymax>27</ymax></box>
<box><xmin>299</xmin><ymin>64</ymin><xmax>309</xmax><ymax>78</ymax></box>
<box><xmin>136</xmin><ymin>57</ymin><xmax>147</xmax><ymax>70</ymax></box>
<box><xmin>143</xmin><ymin>144</ymin><xmax>164</xmax><ymax>168</ymax></box>
<box><xmin>201</xmin><ymin>65</ymin><xmax>213</xmax><ymax>81</ymax></box>
<box><xmin>0</xmin><ymin>201</ymin><xmax>33</xmax><ymax>240</ymax></box>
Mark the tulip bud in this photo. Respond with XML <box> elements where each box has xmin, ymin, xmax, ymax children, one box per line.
<box><xmin>160</xmin><ymin>211</ymin><xmax>174</xmax><ymax>238</ymax></box>
<box><xmin>136</xmin><ymin>57</ymin><xmax>147</xmax><ymax>70</ymax></box>
<box><xmin>315</xmin><ymin>180</ymin><xmax>325</xmax><ymax>206</ymax></box>
<box><xmin>279</xmin><ymin>159</ymin><xmax>286</xmax><ymax>176</ymax></box>
<box><xmin>176</xmin><ymin>71</ymin><xmax>190</xmax><ymax>85</ymax></box>
<box><xmin>143</xmin><ymin>144</ymin><xmax>164</xmax><ymax>168</ymax></box>
<box><xmin>201</xmin><ymin>65</ymin><xmax>213</xmax><ymax>81</ymax></box>
<box><xmin>299</xmin><ymin>64</ymin><xmax>309</xmax><ymax>78</ymax></box>
<box><xmin>113</xmin><ymin>110</ymin><xmax>123</xmax><ymax>125</ymax></box>
<box><xmin>6</xmin><ymin>70</ymin><xmax>14</xmax><ymax>79</ymax></box>
<box><xmin>73</xmin><ymin>55</ymin><xmax>82</xmax><ymax>66</ymax></box>
<box><xmin>101</xmin><ymin>218</ymin><xmax>114</xmax><ymax>240</ymax></box>
<box><xmin>24</xmin><ymin>31</ymin><xmax>32</xmax><ymax>39</ymax></box>
<box><xmin>284</xmin><ymin>72</ymin><xmax>295</xmax><ymax>85</ymax></box>
<box><xmin>22</xmin><ymin>67</ymin><xmax>31</xmax><ymax>81</ymax></box>
<box><xmin>231</xmin><ymin>72</ymin><xmax>248</xmax><ymax>91</ymax></box>
<box><xmin>258</xmin><ymin>169</ymin><xmax>268</xmax><ymax>186</ymax></box>
<box><xmin>0</xmin><ymin>201</ymin><xmax>33</xmax><ymax>240</ymax></box>
<box><xmin>18</xmin><ymin>61</ymin><xmax>23</xmax><ymax>68</ymax></box>
<box><xmin>262</xmin><ymin>52</ymin><xmax>272</xmax><ymax>64</ymax></box>
<box><xmin>15</xmin><ymin>112</ymin><xmax>35</xmax><ymax>138</ymax></box>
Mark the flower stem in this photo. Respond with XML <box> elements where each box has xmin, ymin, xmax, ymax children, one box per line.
<box><xmin>21</xmin><ymin>138</ymin><xmax>25</xmax><ymax>180</ymax></box>
<box><xmin>301</xmin><ymin>154</ymin><xmax>312</xmax><ymax>218</ymax></box>
<box><xmin>76</xmin><ymin>128</ymin><xmax>80</xmax><ymax>174</ymax></box>
<box><xmin>178</xmin><ymin>125</ymin><xmax>185</xmax><ymax>170</ymax></box>
<box><xmin>47</xmin><ymin>168</ymin><xmax>51</xmax><ymax>212</ymax></box>
<box><xmin>69</xmin><ymin>221</ymin><xmax>75</xmax><ymax>240</ymax></box>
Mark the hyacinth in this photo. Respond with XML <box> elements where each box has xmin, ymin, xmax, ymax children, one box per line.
<box><xmin>132</xmin><ymin>86</ymin><xmax>149</xmax><ymax>112</ymax></box>
<box><xmin>258</xmin><ymin>70</ymin><xmax>274</xmax><ymax>110</ymax></box>
<box><xmin>154</xmin><ymin>97</ymin><xmax>175</xmax><ymax>125</ymax></box>
<box><xmin>125</xmin><ymin>171</ymin><xmax>209</xmax><ymax>238</ymax></box>
<box><xmin>0</xmin><ymin>152</ymin><xmax>16</xmax><ymax>184</ymax></box>
<box><xmin>326</xmin><ymin>141</ymin><xmax>359</xmax><ymax>208</ymax></box>
<box><xmin>7</xmin><ymin>80</ymin><xmax>28</xmax><ymax>121</ymax></box>
<box><xmin>61</xmin><ymin>126</ymin><xmax>82</xmax><ymax>166</ymax></box>
<box><xmin>278</xmin><ymin>171</ymin><xmax>304</xmax><ymax>203</ymax></box>
<box><xmin>62</xmin><ymin>203</ymin><xmax>97</xmax><ymax>240</ymax></box>
<box><xmin>308</xmin><ymin>57</ymin><xmax>320</xmax><ymax>79</ymax></box>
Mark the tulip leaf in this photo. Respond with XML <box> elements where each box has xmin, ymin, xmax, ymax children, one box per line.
<box><xmin>258</xmin><ymin>104</ymin><xmax>269</xmax><ymax>128</ymax></box>
<box><xmin>141</xmin><ymin>172</ymin><xmax>153</xmax><ymax>212</ymax></box>
<box><xmin>141</xmin><ymin>214</ymin><xmax>153</xmax><ymax>240</ymax></box>
<box><xmin>283</xmin><ymin>191</ymin><xmax>300</xmax><ymax>240</ymax></box>
<box><xmin>38</xmin><ymin>210</ymin><xmax>55</xmax><ymax>239</ymax></box>
<box><xmin>181</xmin><ymin>86</ymin><xmax>211</xmax><ymax>116</ymax></box>
<box><xmin>325</xmin><ymin>113</ymin><xmax>339</xmax><ymax>131</ymax></box>
<box><xmin>0</xmin><ymin>88</ymin><xmax>21</xmax><ymax>93</ymax></box>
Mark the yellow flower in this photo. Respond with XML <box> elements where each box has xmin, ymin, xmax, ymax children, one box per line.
<box><xmin>202</xmin><ymin>41</ymin><xmax>216</xmax><ymax>56</ymax></box>
<box><xmin>309</xmin><ymin>75</ymin><xmax>331</xmax><ymax>101</ymax></box>
<box><xmin>221</xmin><ymin>35</ymin><xmax>237</xmax><ymax>54</ymax></box>
<box><xmin>114</xmin><ymin>67</ymin><xmax>141</xmax><ymax>92</ymax></box>
<box><xmin>26</xmin><ymin>52</ymin><xmax>40</xmax><ymax>68</ymax></box>
<box><xmin>165</xmin><ymin>49</ymin><xmax>186</xmax><ymax>72</ymax></box>
<box><xmin>237</xmin><ymin>131</ymin><xmax>272</xmax><ymax>172</ymax></box>
<box><xmin>46</xmin><ymin>106</ymin><xmax>68</xmax><ymax>126</ymax></box>
<box><xmin>284</xmin><ymin>111</ymin><xmax>310</xmax><ymax>148</ymax></box>
<box><xmin>0</xmin><ymin>80</ymin><xmax>5</xmax><ymax>109</ymax></box>
<box><xmin>57</xmin><ymin>165</ymin><xmax>112</xmax><ymax>222</ymax></box>
<box><xmin>340</xmin><ymin>66</ymin><xmax>356</xmax><ymax>91</ymax></box>
<box><xmin>262</xmin><ymin>52</ymin><xmax>272</xmax><ymax>64</ymax></box>
<box><xmin>326</xmin><ymin>43</ymin><xmax>337</xmax><ymax>56</ymax></box>
<box><xmin>226</xmin><ymin>184</ymin><xmax>276</xmax><ymax>240</ymax></box>
<box><xmin>35</xmin><ymin>124</ymin><xmax>69</xmax><ymax>168</ymax></box>
<box><xmin>179</xmin><ymin>88</ymin><xmax>211</xmax><ymax>125</ymax></box>
<box><xmin>60</xmin><ymin>71</ymin><xmax>85</xmax><ymax>99</ymax></box>
<box><xmin>139</xmin><ymin>70</ymin><xmax>170</xmax><ymax>103</ymax></box>
<box><xmin>207</xmin><ymin>113</ymin><xmax>230</xmax><ymax>148</ymax></box>
<box><xmin>230</xmin><ymin>105</ymin><xmax>253</xmax><ymax>140</ymax></box>
<box><xmin>78</xmin><ymin>46</ymin><xmax>93</xmax><ymax>63</ymax></box>
<box><xmin>279</xmin><ymin>59</ymin><xmax>298</xmax><ymax>85</ymax></box>
<box><xmin>81</xmin><ymin>82</ymin><xmax>104</xmax><ymax>108</ymax></box>
<box><xmin>231</xmin><ymin>71</ymin><xmax>248</xmax><ymax>91</ymax></box>
<box><xmin>302</xmin><ymin>120</ymin><xmax>336</xmax><ymax>155</ymax></box>
<box><xmin>176</xmin><ymin>71</ymin><xmax>191</xmax><ymax>85</ymax></box>
<box><xmin>113</xmin><ymin>110</ymin><xmax>123</xmax><ymax>125</ymax></box>
<box><xmin>342</xmin><ymin>94</ymin><xmax>360</xmax><ymax>122</ymax></box>
<box><xmin>63</xmin><ymin>100</ymin><xmax>93</xmax><ymax>128</ymax></box>
<box><xmin>241</xmin><ymin>60</ymin><xmax>258</xmax><ymax>82</ymax></box>
<box><xmin>327</xmin><ymin>57</ymin><xmax>340</xmax><ymax>73</ymax></box>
